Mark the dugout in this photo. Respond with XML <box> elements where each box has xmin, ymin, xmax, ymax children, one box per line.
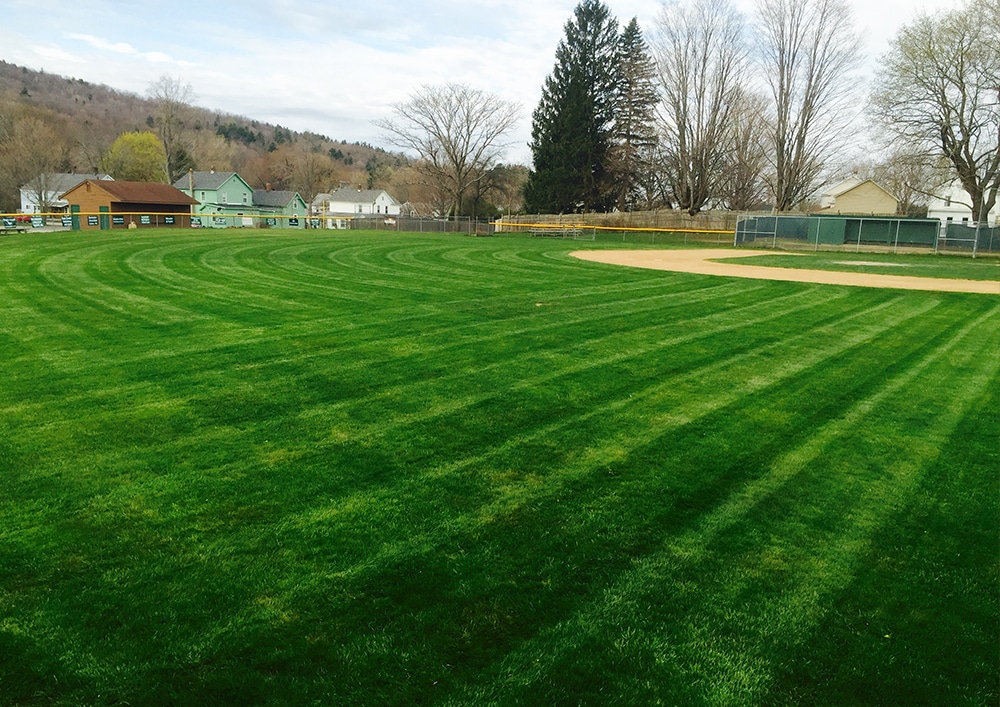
<box><xmin>807</xmin><ymin>215</ymin><xmax>938</xmax><ymax>247</ymax></box>
<box><xmin>735</xmin><ymin>215</ymin><xmax>809</xmax><ymax>245</ymax></box>
<box><xmin>941</xmin><ymin>223</ymin><xmax>1000</xmax><ymax>252</ymax></box>
<box><xmin>738</xmin><ymin>214</ymin><xmax>941</xmax><ymax>248</ymax></box>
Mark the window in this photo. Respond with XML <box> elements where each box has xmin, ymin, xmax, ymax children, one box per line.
<box><xmin>358</xmin><ymin>205</ymin><xmax>363</xmax><ymax>213</ymax></box>
<box><xmin>242</xmin><ymin>192</ymin><xmax>249</xmax><ymax>204</ymax></box>
<box><xmin>200</xmin><ymin>191</ymin><xmax>206</xmax><ymax>200</ymax></box>
<box><xmin>944</xmin><ymin>196</ymin><xmax>951</xmax><ymax>207</ymax></box>
<box><xmin>221</xmin><ymin>193</ymin><xmax>228</xmax><ymax>204</ymax></box>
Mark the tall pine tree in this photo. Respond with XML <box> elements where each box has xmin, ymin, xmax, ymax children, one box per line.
<box><xmin>525</xmin><ymin>0</ymin><xmax>619</xmax><ymax>214</ymax></box>
<box><xmin>608</xmin><ymin>17</ymin><xmax>660</xmax><ymax>212</ymax></box>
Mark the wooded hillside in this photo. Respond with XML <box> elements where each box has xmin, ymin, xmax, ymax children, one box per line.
<box><xmin>0</xmin><ymin>61</ymin><xmax>411</xmax><ymax>212</ymax></box>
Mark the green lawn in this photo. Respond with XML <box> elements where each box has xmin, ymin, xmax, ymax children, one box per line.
<box><xmin>1</xmin><ymin>230</ymin><xmax>997</xmax><ymax>706</ymax></box>
<box><xmin>724</xmin><ymin>251</ymin><xmax>1000</xmax><ymax>281</ymax></box>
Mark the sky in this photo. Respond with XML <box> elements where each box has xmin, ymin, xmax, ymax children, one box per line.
<box><xmin>0</xmin><ymin>0</ymin><xmax>964</xmax><ymax>166</ymax></box>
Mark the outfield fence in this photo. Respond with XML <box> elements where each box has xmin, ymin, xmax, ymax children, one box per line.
<box><xmin>6</xmin><ymin>209</ymin><xmax>996</xmax><ymax>258</ymax></box>
<box><xmin>736</xmin><ymin>213</ymin><xmax>999</xmax><ymax>257</ymax></box>
<box><xmin>0</xmin><ymin>212</ymin><xmax>507</xmax><ymax>236</ymax></box>
<box><xmin>337</xmin><ymin>216</ymin><xmax>498</xmax><ymax>235</ymax></box>
<box><xmin>494</xmin><ymin>220</ymin><xmax>735</xmax><ymax>245</ymax></box>
<box><xmin>498</xmin><ymin>209</ymin><xmax>740</xmax><ymax>232</ymax></box>
<box><xmin>496</xmin><ymin>211</ymin><xmax>736</xmax><ymax>245</ymax></box>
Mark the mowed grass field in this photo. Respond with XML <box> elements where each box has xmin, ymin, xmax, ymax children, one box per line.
<box><xmin>1</xmin><ymin>229</ymin><xmax>997</xmax><ymax>706</ymax></box>
<box><xmin>723</xmin><ymin>251</ymin><xmax>1000</xmax><ymax>281</ymax></box>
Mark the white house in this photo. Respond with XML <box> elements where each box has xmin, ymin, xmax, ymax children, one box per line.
<box><xmin>312</xmin><ymin>187</ymin><xmax>402</xmax><ymax>218</ymax></box>
<box><xmin>20</xmin><ymin>173</ymin><xmax>113</xmax><ymax>214</ymax></box>
<box><xmin>926</xmin><ymin>181</ymin><xmax>998</xmax><ymax>227</ymax></box>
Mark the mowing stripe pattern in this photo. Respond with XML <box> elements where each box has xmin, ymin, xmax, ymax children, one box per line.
<box><xmin>0</xmin><ymin>231</ymin><xmax>996</xmax><ymax>706</ymax></box>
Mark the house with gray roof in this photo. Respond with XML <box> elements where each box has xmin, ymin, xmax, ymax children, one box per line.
<box><xmin>20</xmin><ymin>173</ymin><xmax>113</xmax><ymax>214</ymax></box>
<box><xmin>312</xmin><ymin>187</ymin><xmax>401</xmax><ymax>218</ymax></box>
<box><xmin>253</xmin><ymin>188</ymin><xmax>308</xmax><ymax>228</ymax></box>
<box><xmin>174</xmin><ymin>171</ymin><xmax>256</xmax><ymax>227</ymax></box>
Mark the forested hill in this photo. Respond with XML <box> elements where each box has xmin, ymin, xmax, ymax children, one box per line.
<box><xmin>0</xmin><ymin>61</ymin><xmax>407</xmax><ymax>211</ymax></box>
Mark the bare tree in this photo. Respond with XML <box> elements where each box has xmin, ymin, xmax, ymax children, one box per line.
<box><xmin>631</xmin><ymin>142</ymin><xmax>674</xmax><ymax>210</ymax></box>
<box><xmin>467</xmin><ymin>163</ymin><xmax>530</xmax><ymax>217</ymax></box>
<box><xmin>375</xmin><ymin>83</ymin><xmax>521</xmax><ymax>220</ymax></box>
<box><xmin>0</xmin><ymin>109</ymin><xmax>66</xmax><ymax>212</ymax></box>
<box><xmin>756</xmin><ymin>0</ymin><xmax>861</xmax><ymax>211</ymax></box>
<box><xmin>719</xmin><ymin>90</ymin><xmax>771</xmax><ymax>211</ymax></box>
<box><xmin>148</xmin><ymin>75</ymin><xmax>197</xmax><ymax>184</ymax></box>
<box><xmin>869</xmin><ymin>0</ymin><xmax>999</xmax><ymax>224</ymax></box>
<box><xmin>870</xmin><ymin>150</ymin><xmax>952</xmax><ymax>217</ymax></box>
<box><xmin>289</xmin><ymin>145</ymin><xmax>335</xmax><ymax>205</ymax></box>
<box><xmin>652</xmin><ymin>0</ymin><xmax>748</xmax><ymax>215</ymax></box>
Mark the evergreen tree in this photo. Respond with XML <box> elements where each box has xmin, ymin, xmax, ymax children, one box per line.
<box><xmin>608</xmin><ymin>17</ymin><xmax>660</xmax><ymax>212</ymax></box>
<box><xmin>525</xmin><ymin>0</ymin><xmax>619</xmax><ymax>213</ymax></box>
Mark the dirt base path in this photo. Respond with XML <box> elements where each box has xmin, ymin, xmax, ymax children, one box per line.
<box><xmin>571</xmin><ymin>249</ymin><xmax>1000</xmax><ymax>295</ymax></box>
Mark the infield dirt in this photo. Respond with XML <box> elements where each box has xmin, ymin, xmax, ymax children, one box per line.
<box><xmin>572</xmin><ymin>249</ymin><xmax>1000</xmax><ymax>295</ymax></box>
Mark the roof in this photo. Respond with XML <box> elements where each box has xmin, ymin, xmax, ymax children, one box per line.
<box><xmin>253</xmin><ymin>190</ymin><xmax>303</xmax><ymax>208</ymax></box>
<box><xmin>62</xmin><ymin>180</ymin><xmax>199</xmax><ymax>205</ymax></box>
<box><xmin>21</xmin><ymin>173</ymin><xmax>112</xmax><ymax>192</ymax></box>
<box><xmin>172</xmin><ymin>171</ymin><xmax>241</xmax><ymax>191</ymax></box>
<box><xmin>325</xmin><ymin>186</ymin><xmax>400</xmax><ymax>205</ymax></box>
<box><xmin>824</xmin><ymin>178</ymin><xmax>897</xmax><ymax>201</ymax></box>
<box><xmin>822</xmin><ymin>177</ymin><xmax>864</xmax><ymax>198</ymax></box>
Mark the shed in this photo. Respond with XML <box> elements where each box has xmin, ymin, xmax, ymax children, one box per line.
<box><xmin>60</xmin><ymin>180</ymin><xmax>199</xmax><ymax>230</ymax></box>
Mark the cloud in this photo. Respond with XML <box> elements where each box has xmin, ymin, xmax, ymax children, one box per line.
<box><xmin>0</xmin><ymin>0</ymin><xmax>972</xmax><ymax>168</ymax></box>
<box><xmin>64</xmin><ymin>32</ymin><xmax>193</xmax><ymax>67</ymax></box>
<box><xmin>66</xmin><ymin>33</ymin><xmax>137</xmax><ymax>55</ymax></box>
<box><xmin>25</xmin><ymin>42</ymin><xmax>88</xmax><ymax>66</ymax></box>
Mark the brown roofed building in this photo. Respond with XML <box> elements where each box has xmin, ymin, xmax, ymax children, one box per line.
<box><xmin>60</xmin><ymin>180</ymin><xmax>200</xmax><ymax>230</ymax></box>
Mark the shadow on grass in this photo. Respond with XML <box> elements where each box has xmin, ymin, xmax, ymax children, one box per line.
<box><xmin>763</xmin><ymin>382</ymin><xmax>1000</xmax><ymax>706</ymax></box>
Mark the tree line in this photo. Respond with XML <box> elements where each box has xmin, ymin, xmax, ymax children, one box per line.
<box><xmin>378</xmin><ymin>0</ymin><xmax>995</xmax><ymax>221</ymax></box>
<box><xmin>520</xmin><ymin>0</ymin><xmax>997</xmax><ymax>219</ymax></box>
<box><xmin>380</xmin><ymin>0</ymin><xmax>1000</xmax><ymax>217</ymax></box>
<box><xmin>2</xmin><ymin>0</ymin><xmax>996</xmax><ymax>222</ymax></box>
<box><xmin>0</xmin><ymin>68</ymin><xmax>419</xmax><ymax>214</ymax></box>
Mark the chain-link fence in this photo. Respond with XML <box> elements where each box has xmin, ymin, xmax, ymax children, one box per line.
<box><xmin>735</xmin><ymin>213</ymin><xmax>998</xmax><ymax>256</ymax></box>
<box><xmin>329</xmin><ymin>216</ymin><xmax>496</xmax><ymax>235</ymax></box>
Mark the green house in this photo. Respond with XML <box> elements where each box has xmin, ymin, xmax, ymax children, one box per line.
<box><xmin>253</xmin><ymin>189</ymin><xmax>308</xmax><ymax>229</ymax></box>
<box><xmin>174</xmin><ymin>171</ymin><xmax>257</xmax><ymax>228</ymax></box>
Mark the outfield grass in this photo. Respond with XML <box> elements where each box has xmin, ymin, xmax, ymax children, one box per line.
<box><xmin>724</xmin><ymin>251</ymin><xmax>1000</xmax><ymax>281</ymax></box>
<box><xmin>1</xmin><ymin>229</ymin><xmax>997</xmax><ymax>706</ymax></box>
